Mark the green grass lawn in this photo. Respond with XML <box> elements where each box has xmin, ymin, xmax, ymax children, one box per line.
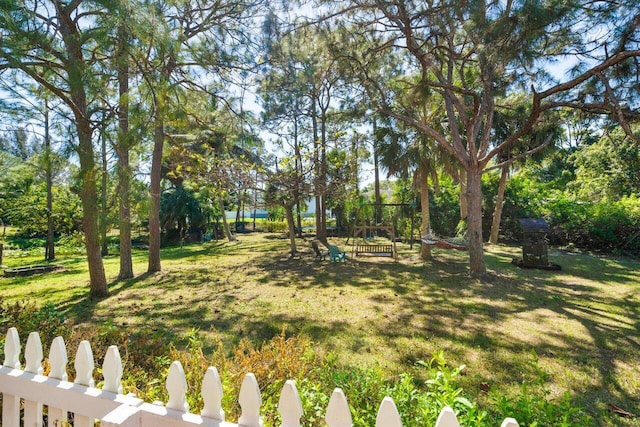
<box><xmin>1</xmin><ymin>232</ymin><xmax>640</xmax><ymax>425</ymax></box>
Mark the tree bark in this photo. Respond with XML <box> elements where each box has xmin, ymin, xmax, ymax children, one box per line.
<box><xmin>419</xmin><ymin>162</ymin><xmax>432</xmax><ymax>260</ymax></box>
<box><xmin>285</xmin><ymin>204</ymin><xmax>297</xmax><ymax>256</ymax></box>
<box><xmin>220</xmin><ymin>199</ymin><xmax>236</xmax><ymax>242</ymax></box>
<box><xmin>466</xmin><ymin>167</ymin><xmax>487</xmax><ymax>276</ymax></box>
<box><xmin>489</xmin><ymin>165</ymin><xmax>509</xmax><ymax>245</ymax></box>
<box><xmin>44</xmin><ymin>99</ymin><xmax>55</xmax><ymax>261</ymax></box>
<box><xmin>100</xmin><ymin>125</ymin><xmax>109</xmax><ymax>257</ymax></box>
<box><xmin>148</xmin><ymin>112</ymin><xmax>164</xmax><ymax>273</ymax></box>
<box><xmin>312</xmin><ymin>98</ymin><xmax>326</xmax><ymax>244</ymax></box>
<box><xmin>373</xmin><ymin>117</ymin><xmax>382</xmax><ymax>224</ymax></box>
<box><xmin>61</xmin><ymin>7</ymin><xmax>108</xmax><ymax>296</ymax></box>
<box><xmin>459</xmin><ymin>168</ymin><xmax>468</xmax><ymax>221</ymax></box>
<box><xmin>319</xmin><ymin>114</ymin><xmax>328</xmax><ymax>238</ymax></box>
<box><xmin>77</xmin><ymin>117</ymin><xmax>109</xmax><ymax>296</ymax></box>
<box><xmin>116</xmin><ymin>26</ymin><xmax>133</xmax><ymax>279</ymax></box>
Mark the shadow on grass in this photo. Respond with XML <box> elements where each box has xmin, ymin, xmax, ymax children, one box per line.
<box><xmin>5</xmin><ymin>234</ymin><xmax>638</xmax><ymax>425</ymax></box>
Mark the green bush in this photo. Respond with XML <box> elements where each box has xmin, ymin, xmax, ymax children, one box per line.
<box><xmin>0</xmin><ymin>300</ymin><xmax>70</xmax><ymax>362</ymax></box>
<box><xmin>490</xmin><ymin>354</ymin><xmax>593</xmax><ymax>426</ymax></box>
<box><xmin>543</xmin><ymin>195</ymin><xmax>640</xmax><ymax>255</ymax></box>
<box><xmin>263</xmin><ymin>220</ymin><xmax>289</xmax><ymax>233</ymax></box>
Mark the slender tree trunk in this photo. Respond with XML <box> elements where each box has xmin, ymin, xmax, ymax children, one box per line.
<box><xmin>373</xmin><ymin>117</ymin><xmax>382</xmax><ymax>224</ymax></box>
<box><xmin>148</xmin><ymin>56</ymin><xmax>177</xmax><ymax>273</ymax></box>
<box><xmin>148</xmin><ymin>111</ymin><xmax>164</xmax><ymax>273</ymax></box>
<box><xmin>466</xmin><ymin>167</ymin><xmax>487</xmax><ymax>276</ymax></box>
<box><xmin>419</xmin><ymin>162</ymin><xmax>432</xmax><ymax>260</ymax></box>
<box><xmin>294</xmin><ymin>120</ymin><xmax>302</xmax><ymax>237</ymax></box>
<box><xmin>352</xmin><ymin>133</ymin><xmax>360</xmax><ymax>196</ymax></box>
<box><xmin>312</xmin><ymin>98</ymin><xmax>326</xmax><ymax>243</ymax></box>
<box><xmin>235</xmin><ymin>197</ymin><xmax>241</xmax><ymax>231</ymax></box>
<box><xmin>285</xmin><ymin>204</ymin><xmax>297</xmax><ymax>256</ymax></box>
<box><xmin>220</xmin><ymin>199</ymin><xmax>236</xmax><ymax>242</ymax></box>
<box><xmin>320</xmin><ymin>115</ymin><xmax>327</xmax><ymax>238</ymax></box>
<box><xmin>489</xmin><ymin>165</ymin><xmax>509</xmax><ymax>245</ymax></box>
<box><xmin>100</xmin><ymin>125</ymin><xmax>109</xmax><ymax>256</ymax></box>
<box><xmin>116</xmin><ymin>26</ymin><xmax>133</xmax><ymax>279</ymax></box>
<box><xmin>44</xmin><ymin>99</ymin><xmax>55</xmax><ymax>261</ymax></box>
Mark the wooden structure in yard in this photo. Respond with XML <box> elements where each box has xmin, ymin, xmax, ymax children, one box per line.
<box><xmin>511</xmin><ymin>218</ymin><xmax>561</xmax><ymax>270</ymax></box>
<box><xmin>352</xmin><ymin>225</ymin><xmax>398</xmax><ymax>259</ymax></box>
<box><xmin>0</xmin><ymin>326</ymin><xmax>522</xmax><ymax>427</ymax></box>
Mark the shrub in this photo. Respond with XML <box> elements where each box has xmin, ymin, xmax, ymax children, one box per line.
<box><xmin>0</xmin><ymin>300</ymin><xmax>70</xmax><ymax>361</ymax></box>
<box><xmin>490</xmin><ymin>354</ymin><xmax>593</xmax><ymax>426</ymax></box>
<box><xmin>544</xmin><ymin>195</ymin><xmax>640</xmax><ymax>255</ymax></box>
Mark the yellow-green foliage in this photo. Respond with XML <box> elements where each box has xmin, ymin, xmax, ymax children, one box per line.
<box><xmin>162</xmin><ymin>329</ymin><xmax>323</xmax><ymax>425</ymax></box>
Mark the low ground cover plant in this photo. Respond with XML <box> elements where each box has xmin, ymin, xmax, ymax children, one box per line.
<box><xmin>1</xmin><ymin>300</ymin><xmax>594</xmax><ymax>426</ymax></box>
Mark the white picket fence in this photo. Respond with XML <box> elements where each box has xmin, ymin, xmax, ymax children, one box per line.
<box><xmin>0</xmin><ymin>327</ymin><xmax>521</xmax><ymax>427</ymax></box>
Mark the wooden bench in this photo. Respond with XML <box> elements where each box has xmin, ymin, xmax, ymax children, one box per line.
<box><xmin>355</xmin><ymin>244</ymin><xmax>395</xmax><ymax>257</ymax></box>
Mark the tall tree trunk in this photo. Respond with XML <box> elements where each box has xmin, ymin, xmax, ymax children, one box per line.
<box><xmin>466</xmin><ymin>167</ymin><xmax>487</xmax><ymax>276</ymax></box>
<box><xmin>148</xmin><ymin>55</ymin><xmax>177</xmax><ymax>273</ymax></box>
<box><xmin>220</xmin><ymin>199</ymin><xmax>236</xmax><ymax>242</ymax></box>
<box><xmin>148</xmin><ymin>111</ymin><xmax>164</xmax><ymax>273</ymax></box>
<box><xmin>44</xmin><ymin>99</ymin><xmax>55</xmax><ymax>261</ymax></box>
<box><xmin>320</xmin><ymin>115</ymin><xmax>327</xmax><ymax>238</ymax></box>
<box><xmin>57</xmin><ymin>2</ymin><xmax>107</xmax><ymax>296</ymax></box>
<box><xmin>285</xmin><ymin>204</ymin><xmax>297</xmax><ymax>256</ymax></box>
<box><xmin>100</xmin><ymin>125</ymin><xmax>109</xmax><ymax>256</ymax></box>
<box><xmin>373</xmin><ymin>117</ymin><xmax>382</xmax><ymax>224</ymax></box>
<box><xmin>489</xmin><ymin>165</ymin><xmax>509</xmax><ymax>245</ymax></box>
<box><xmin>419</xmin><ymin>161</ymin><xmax>432</xmax><ymax>260</ymax></box>
<box><xmin>116</xmin><ymin>26</ymin><xmax>133</xmax><ymax>279</ymax></box>
<box><xmin>312</xmin><ymin>98</ymin><xmax>326</xmax><ymax>243</ymax></box>
<box><xmin>293</xmin><ymin>119</ymin><xmax>302</xmax><ymax>237</ymax></box>
<box><xmin>77</xmin><ymin>118</ymin><xmax>108</xmax><ymax>297</ymax></box>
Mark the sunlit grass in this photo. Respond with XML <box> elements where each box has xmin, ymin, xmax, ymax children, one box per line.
<box><xmin>1</xmin><ymin>232</ymin><xmax>639</xmax><ymax>425</ymax></box>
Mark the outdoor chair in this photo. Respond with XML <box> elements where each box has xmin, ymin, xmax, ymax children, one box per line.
<box><xmin>328</xmin><ymin>245</ymin><xmax>346</xmax><ymax>262</ymax></box>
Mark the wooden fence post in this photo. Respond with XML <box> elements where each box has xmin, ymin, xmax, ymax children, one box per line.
<box><xmin>0</xmin><ymin>243</ymin><xmax>3</xmax><ymax>267</ymax></box>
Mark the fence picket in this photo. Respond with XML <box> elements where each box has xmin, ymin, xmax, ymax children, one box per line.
<box><xmin>73</xmin><ymin>340</ymin><xmax>96</xmax><ymax>427</ymax></box>
<box><xmin>166</xmin><ymin>361</ymin><xmax>190</xmax><ymax>412</ymax></box>
<box><xmin>278</xmin><ymin>380</ymin><xmax>303</xmax><ymax>427</ymax></box>
<box><xmin>47</xmin><ymin>336</ymin><xmax>69</xmax><ymax>427</ymax></box>
<box><xmin>74</xmin><ymin>340</ymin><xmax>95</xmax><ymax>387</ymax></box>
<box><xmin>500</xmin><ymin>418</ymin><xmax>520</xmax><ymax>427</ymax></box>
<box><xmin>25</xmin><ymin>331</ymin><xmax>44</xmax><ymax>374</ymax></box>
<box><xmin>24</xmin><ymin>332</ymin><xmax>45</xmax><ymax>426</ymax></box>
<box><xmin>2</xmin><ymin>327</ymin><xmax>20</xmax><ymax>427</ymax></box>
<box><xmin>238</xmin><ymin>373</ymin><xmax>263</xmax><ymax>427</ymax></box>
<box><xmin>201</xmin><ymin>366</ymin><xmax>225</xmax><ymax>420</ymax></box>
<box><xmin>103</xmin><ymin>345</ymin><xmax>123</xmax><ymax>394</ymax></box>
<box><xmin>325</xmin><ymin>388</ymin><xmax>352</xmax><ymax>427</ymax></box>
<box><xmin>375</xmin><ymin>397</ymin><xmax>402</xmax><ymax>427</ymax></box>
<box><xmin>3</xmin><ymin>326</ymin><xmax>20</xmax><ymax>369</ymax></box>
<box><xmin>48</xmin><ymin>336</ymin><xmax>68</xmax><ymax>380</ymax></box>
<box><xmin>435</xmin><ymin>407</ymin><xmax>460</xmax><ymax>427</ymax></box>
<box><xmin>2</xmin><ymin>393</ymin><xmax>20</xmax><ymax>427</ymax></box>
